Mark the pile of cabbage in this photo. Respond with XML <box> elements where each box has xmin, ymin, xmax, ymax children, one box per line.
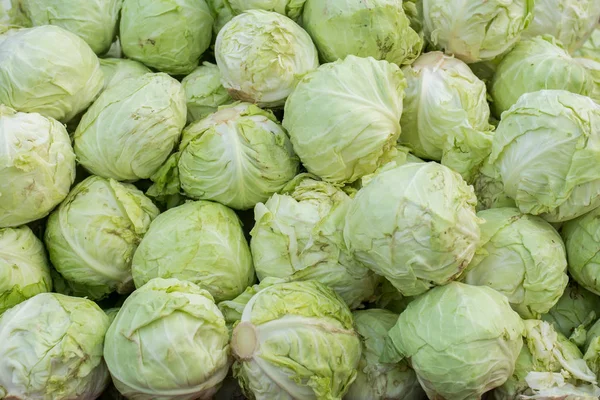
<box><xmin>1</xmin><ymin>0</ymin><xmax>600</xmax><ymax>399</ymax></box>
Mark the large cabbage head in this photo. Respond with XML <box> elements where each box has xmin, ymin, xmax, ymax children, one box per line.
<box><xmin>132</xmin><ymin>200</ymin><xmax>255</xmax><ymax>303</ymax></box>
<box><xmin>491</xmin><ymin>35</ymin><xmax>599</xmax><ymax>118</ymax></box>
<box><xmin>0</xmin><ymin>106</ymin><xmax>76</xmax><ymax>227</ymax></box>
<box><xmin>230</xmin><ymin>280</ymin><xmax>361</xmax><ymax>399</ymax></box>
<box><xmin>344</xmin><ymin>162</ymin><xmax>481</xmax><ymax>296</ymax></box>
<box><xmin>421</xmin><ymin>0</ymin><xmax>534</xmax><ymax>63</ymax></box>
<box><xmin>215</xmin><ymin>10</ymin><xmax>318</xmax><ymax>107</ymax></box>
<box><xmin>99</xmin><ymin>58</ymin><xmax>151</xmax><ymax>92</ymax></box>
<box><xmin>346</xmin><ymin>309</ymin><xmax>425</xmax><ymax>400</ymax></box>
<box><xmin>149</xmin><ymin>102</ymin><xmax>298</xmax><ymax>210</ymax></box>
<box><xmin>522</xmin><ymin>0</ymin><xmax>600</xmax><ymax>53</ymax></box>
<box><xmin>250</xmin><ymin>174</ymin><xmax>379</xmax><ymax>309</ymax></box>
<box><xmin>490</xmin><ymin>90</ymin><xmax>600</xmax><ymax>222</ymax></box>
<box><xmin>462</xmin><ymin>207</ymin><xmax>568</xmax><ymax>319</ymax></box>
<box><xmin>562</xmin><ymin>207</ymin><xmax>600</xmax><ymax>296</ymax></box>
<box><xmin>104</xmin><ymin>278</ymin><xmax>231</xmax><ymax>400</ymax></box>
<box><xmin>399</xmin><ymin>51</ymin><xmax>494</xmax><ymax>182</ymax></box>
<box><xmin>120</xmin><ymin>0</ymin><xmax>214</xmax><ymax>74</ymax></box>
<box><xmin>384</xmin><ymin>282</ymin><xmax>524</xmax><ymax>400</ymax></box>
<box><xmin>182</xmin><ymin>61</ymin><xmax>233</xmax><ymax>122</ymax></box>
<box><xmin>0</xmin><ymin>226</ymin><xmax>52</xmax><ymax>315</ymax></box>
<box><xmin>283</xmin><ymin>55</ymin><xmax>406</xmax><ymax>184</ymax></box>
<box><xmin>73</xmin><ymin>73</ymin><xmax>186</xmax><ymax>182</ymax></box>
<box><xmin>0</xmin><ymin>25</ymin><xmax>103</xmax><ymax>122</ymax></box>
<box><xmin>44</xmin><ymin>176</ymin><xmax>160</xmax><ymax>301</ymax></box>
<box><xmin>0</xmin><ymin>293</ymin><xmax>110</xmax><ymax>399</ymax></box>
<box><xmin>19</xmin><ymin>0</ymin><xmax>122</xmax><ymax>54</ymax></box>
<box><xmin>302</xmin><ymin>0</ymin><xmax>422</xmax><ymax>65</ymax></box>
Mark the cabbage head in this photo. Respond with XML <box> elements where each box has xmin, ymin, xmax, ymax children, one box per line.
<box><xmin>491</xmin><ymin>36</ymin><xmax>599</xmax><ymax>117</ymax></box>
<box><xmin>182</xmin><ymin>62</ymin><xmax>233</xmax><ymax>122</ymax></box>
<box><xmin>120</xmin><ymin>0</ymin><xmax>213</xmax><ymax>74</ymax></box>
<box><xmin>462</xmin><ymin>208</ymin><xmax>568</xmax><ymax>319</ymax></box>
<box><xmin>230</xmin><ymin>280</ymin><xmax>361</xmax><ymax>399</ymax></box>
<box><xmin>149</xmin><ymin>102</ymin><xmax>298</xmax><ymax>210</ymax></box>
<box><xmin>99</xmin><ymin>58</ymin><xmax>151</xmax><ymax>92</ymax></box>
<box><xmin>384</xmin><ymin>282</ymin><xmax>524</xmax><ymax>400</ymax></box>
<box><xmin>250</xmin><ymin>174</ymin><xmax>379</xmax><ymax>309</ymax></box>
<box><xmin>346</xmin><ymin>309</ymin><xmax>425</xmax><ymax>400</ymax></box>
<box><xmin>302</xmin><ymin>0</ymin><xmax>422</xmax><ymax>65</ymax></box>
<box><xmin>215</xmin><ymin>10</ymin><xmax>318</xmax><ymax>107</ymax></box>
<box><xmin>399</xmin><ymin>51</ymin><xmax>494</xmax><ymax>182</ymax></box>
<box><xmin>421</xmin><ymin>0</ymin><xmax>534</xmax><ymax>63</ymax></box>
<box><xmin>104</xmin><ymin>278</ymin><xmax>231</xmax><ymax>400</ymax></box>
<box><xmin>0</xmin><ymin>106</ymin><xmax>76</xmax><ymax>228</ymax></box>
<box><xmin>490</xmin><ymin>90</ymin><xmax>600</xmax><ymax>222</ymax></box>
<box><xmin>344</xmin><ymin>162</ymin><xmax>481</xmax><ymax>296</ymax></box>
<box><xmin>0</xmin><ymin>293</ymin><xmax>110</xmax><ymax>400</ymax></box>
<box><xmin>0</xmin><ymin>25</ymin><xmax>104</xmax><ymax>122</ymax></box>
<box><xmin>73</xmin><ymin>73</ymin><xmax>186</xmax><ymax>182</ymax></box>
<box><xmin>19</xmin><ymin>0</ymin><xmax>122</xmax><ymax>54</ymax></box>
<box><xmin>132</xmin><ymin>200</ymin><xmax>255</xmax><ymax>303</ymax></box>
<box><xmin>284</xmin><ymin>55</ymin><xmax>406</xmax><ymax>184</ymax></box>
<box><xmin>45</xmin><ymin>176</ymin><xmax>160</xmax><ymax>300</ymax></box>
<box><xmin>584</xmin><ymin>319</ymin><xmax>600</xmax><ymax>378</ymax></box>
<box><xmin>522</xmin><ymin>0</ymin><xmax>600</xmax><ymax>53</ymax></box>
<box><xmin>0</xmin><ymin>226</ymin><xmax>52</xmax><ymax>315</ymax></box>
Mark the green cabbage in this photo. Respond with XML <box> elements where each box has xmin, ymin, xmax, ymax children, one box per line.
<box><xmin>182</xmin><ymin>62</ymin><xmax>233</xmax><ymax>122</ymax></box>
<box><xmin>98</xmin><ymin>58</ymin><xmax>151</xmax><ymax>92</ymax></box>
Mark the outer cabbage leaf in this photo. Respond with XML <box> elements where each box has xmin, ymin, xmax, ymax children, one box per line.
<box><xmin>99</xmin><ymin>58</ymin><xmax>151</xmax><ymax>92</ymax></box>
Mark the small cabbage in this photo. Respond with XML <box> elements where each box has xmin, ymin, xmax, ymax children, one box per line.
<box><xmin>384</xmin><ymin>282</ymin><xmax>524</xmax><ymax>400</ymax></box>
<box><xmin>0</xmin><ymin>293</ymin><xmax>110</xmax><ymax>399</ymax></box>
<box><xmin>74</xmin><ymin>73</ymin><xmax>186</xmax><ymax>182</ymax></box>
<box><xmin>344</xmin><ymin>162</ymin><xmax>481</xmax><ymax>296</ymax></box>
<box><xmin>399</xmin><ymin>51</ymin><xmax>494</xmax><ymax>182</ymax></box>
<box><xmin>302</xmin><ymin>0</ymin><xmax>422</xmax><ymax>65</ymax></box>
<box><xmin>149</xmin><ymin>102</ymin><xmax>298</xmax><ymax>210</ymax></box>
<box><xmin>0</xmin><ymin>25</ymin><xmax>104</xmax><ymax>122</ymax></box>
<box><xmin>132</xmin><ymin>200</ymin><xmax>255</xmax><ymax>303</ymax></box>
<box><xmin>215</xmin><ymin>10</ymin><xmax>318</xmax><ymax>107</ymax></box>
<box><xmin>19</xmin><ymin>0</ymin><xmax>122</xmax><ymax>54</ymax></box>
<box><xmin>182</xmin><ymin>61</ymin><xmax>233</xmax><ymax>122</ymax></box>
<box><xmin>120</xmin><ymin>0</ymin><xmax>213</xmax><ymax>75</ymax></box>
<box><xmin>99</xmin><ymin>58</ymin><xmax>151</xmax><ymax>92</ymax></box>
<box><xmin>472</xmin><ymin>158</ymin><xmax>516</xmax><ymax>211</ymax></box>
<box><xmin>0</xmin><ymin>106</ymin><xmax>76</xmax><ymax>228</ymax></box>
<box><xmin>346</xmin><ymin>309</ymin><xmax>425</xmax><ymax>400</ymax></box>
<box><xmin>490</xmin><ymin>90</ymin><xmax>600</xmax><ymax>222</ymax></box>
<box><xmin>104</xmin><ymin>278</ymin><xmax>231</xmax><ymax>400</ymax></box>
<box><xmin>421</xmin><ymin>0</ymin><xmax>534</xmax><ymax>63</ymax></box>
<box><xmin>230</xmin><ymin>280</ymin><xmax>361</xmax><ymax>399</ymax></box>
<box><xmin>0</xmin><ymin>226</ymin><xmax>52</xmax><ymax>314</ymax></box>
<box><xmin>522</xmin><ymin>0</ymin><xmax>600</xmax><ymax>53</ymax></box>
<box><xmin>576</xmin><ymin>28</ymin><xmax>600</xmax><ymax>61</ymax></box>
<box><xmin>44</xmin><ymin>176</ymin><xmax>160</xmax><ymax>300</ymax></box>
<box><xmin>491</xmin><ymin>36</ymin><xmax>599</xmax><ymax>117</ymax></box>
<box><xmin>250</xmin><ymin>174</ymin><xmax>379</xmax><ymax>309</ymax></box>
<box><xmin>462</xmin><ymin>208</ymin><xmax>568</xmax><ymax>319</ymax></box>
<box><xmin>283</xmin><ymin>55</ymin><xmax>405</xmax><ymax>184</ymax></box>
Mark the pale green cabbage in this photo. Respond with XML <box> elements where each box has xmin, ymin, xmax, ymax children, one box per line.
<box><xmin>182</xmin><ymin>62</ymin><xmax>233</xmax><ymax>122</ymax></box>
<box><xmin>490</xmin><ymin>90</ymin><xmax>600</xmax><ymax>222</ymax></box>
<box><xmin>0</xmin><ymin>293</ymin><xmax>110</xmax><ymax>399</ymax></box>
<box><xmin>0</xmin><ymin>25</ymin><xmax>104</xmax><ymax>122</ymax></box>
<box><xmin>584</xmin><ymin>319</ymin><xmax>600</xmax><ymax>379</ymax></box>
<box><xmin>120</xmin><ymin>0</ymin><xmax>214</xmax><ymax>74</ymax></box>
<box><xmin>421</xmin><ymin>0</ymin><xmax>534</xmax><ymax>63</ymax></box>
<box><xmin>215</xmin><ymin>10</ymin><xmax>318</xmax><ymax>107</ymax></box>
<box><xmin>399</xmin><ymin>51</ymin><xmax>494</xmax><ymax>182</ymax></box>
<box><xmin>0</xmin><ymin>106</ymin><xmax>76</xmax><ymax>228</ymax></box>
<box><xmin>44</xmin><ymin>176</ymin><xmax>160</xmax><ymax>300</ymax></box>
<box><xmin>576</xmin><ymin>28</ymin><xmax>600</xmax><ymax>61</ymax></box>
<box><xmin>0</xmin><ymin>226</ymin><xmax>52</xmax><ymax>315</ymax></box>
<box><xmin>99</xmin><ymin>58</ymin><xmax>151</xmax><ymax>92</ymax></box>
<box><xmin>283</xmin><ymin>55</ymin><xmax>406</xmax><ymax>184</ymax></box>
<box><xmin>132</xmin><ymin>200</ymin><xmax>255</xmax><ymax>303</ymax></box>
<box><xmin>384</xmin><ymin>282</ymin><xmax>524</xmax><ymax>400</ymax></box>
<box><xmin>463</xmin><ymin>208</ymin><xmax>568</xmax><ymax>319</ymax></box>
<box><xmin>230</xmin><ymin>280</ymin><xmax>361</xmax><ymax>399</ymax></box>
<box><xmin>73</xmin><ymin>73</ymin><xmax>186</xmax><ymax>182</ymax></box>
<box><xmin>104</xmin><ymin>278</ymin><xmax>231</xmax><ymax>400</ymax></box>
<box><xmin>344</xmin><ymin>162</ymin><xmax>481</xmax><ymax>296</ymax></box>
<box><xmin>250</xmin><ymin>174</ymin><xmax>378</xmax><ymax>309</ymax></box>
